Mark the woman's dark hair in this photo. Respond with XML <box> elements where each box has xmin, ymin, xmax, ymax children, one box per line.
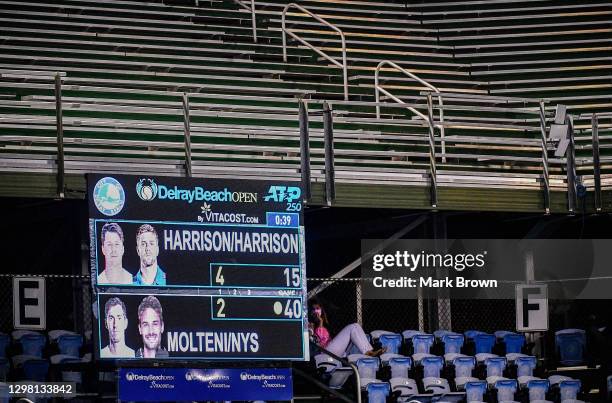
<box><xmin>308</xmin><ymin>298</ymin><xmax>329</xmax><ymax>329</ymax></box>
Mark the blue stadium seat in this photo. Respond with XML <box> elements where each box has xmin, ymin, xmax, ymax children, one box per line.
<box><xmin>442</xmin><ymin>334</ymin><xmax>465</xmax><ymax>363</ymax></box>
<box><xmin>412</xmin><ymin>334</ymin><xmax>435</xmax><ymax>363</ymax></box>
<box><xmin>421</xmin><ymin>356</ymin><xmax>450</xmax><ymax>393</ymax></box>
<box><xmin>388</xmin><ymin>357</ymin><xmax>412</xmax><ymax>379</ymax></box>
<box><xmin>527</xmin><ymin>379</ymin><xmax>550</xmax><ymax>402</ymax></box>
<box><xmin>494</xmin><ymin>330</ymin><xmax>515</xmax><ymax>340</ymax></box>
<box><xmin>504</xmin><ymin>333</ymin><xmax>526</xmax><ymax>354</ymax></box>
<box><xmin>19</xmin><ymin>334</ymin><xmax>46</xmax><ymax>358</ymax></box>
<box><xmin>474</xmin><ymin>333</ymin><xmax>497</xmax><ymax>362</ymax></box>
<box><xmin>348</xmin><ymin>353</ymin><xmax>369</xmax><ymax>363</ymax></box>
<box><xmin>434</xmin><ymin>329</ymin><xmax>458</xmax><ymax>339</ymax></box>
<box><xmin>464</xmin><ymin>330</ymin><xmax>486</xmax><ymax>340</ymax></box>
<box><xmin>558</xmin><ymin>379</ymin><xmax>581</xmax><ymax>401</ymax></box>
<box><xmin>555</xmin><ymin>329</ymin><xmax>586</xmax><ymax>366</ymax></box>
<box><xmin>379</xmin><ymin>333</ymin><xmax>402</xmax><ymax>355</ymax></box>
<box><xmin>495</xmin><ymin>379</ymin><xmax>518</xmax><ymax>402</ymax></box>
<box><xmin>402</xmin><ymin>330</ymin><xmax>424</xmax><ymax>341</ymax></box>
<box><xmin>22</xmin><ymin>358</ymin><xmax>49</xmax><ymax>382</ymax></box>
<box><xmin>0</xmin><ymin>334</ymin><xmax>8</xmax><ymax>359</ymax></box>
<box><xmin>366</xmin><ymin>382</ymin><xmax>389</xmax><ymax>403</ymax></box>
<box><xmin>465</xmin><ymin>380</ymin><xmax>487</xmax><ymax>402</ymax></box>
<box><xmin>453</xmin><ymin>356</ymin><xmax>477</xmax><ymax>390</ymax></box>
<box><xmin>516</xmin><ymin>356</ymin><xmax>539</xmax><ymax>386</ymax></box>
<box><xmin>314</xmin><ymin>354</ymin><xmax>352</xmax><ymax>390</ymax></box>
<box><xmin>379</xmin><ymin>353</ymin><xmax>403</xmax><ymax>366</ymax></box>
<box><xmin>484</xmin><ymin>357</ymin><xmax>507</xmax><ymax>385</ymax></box>
<box><xmin>57</xmin><ymin>334</ymin><xmax>83</xmax><ymax>357</ymax></box>
<box><xmin>389</xmin><ymin>377</ymin><xmax>418</xmax><ymax>397</ymax></box>
<box><xmin>370</xmin><ymin>330</ymin><xmax>395</xmax><ymax>341</ymax></box>
<box><xmin>356</xmin><ymin>357</ymin><xmax>380</xmax><ymax>388</ymax></box>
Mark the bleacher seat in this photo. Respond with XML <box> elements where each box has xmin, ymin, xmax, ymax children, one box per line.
<box><xmin>0</xmin><ymin>335</ymin><xmax>8</xmax><ymax>359</ymax></box>
<box><xmin>504</xmin><ymin>333</ymin><xmax>526</xmax><ymax>354</ymax></box>
<box><xmin>465</xmin><ymin>380</ymin><xmax>487</xmax><ymax>402</ymax></box>
<box><xmin>495</xmin><ymin>379</ymin><xmax>518</xmax><ymax>402</ymax></box>
<box><xmin>474</xmin><ymin>334</ymin><xmax>497</xmax><ymax>362</ymax></box>
<box><xmin>348</xmin><ymin>353</ymin><xmax>369</xmax><ymax>363</ymax></box>
<box><xmin>314</xmin><ymin>354</ymin><xmax>352</xmax><ymax>389</ymax></box>
<box><xmin>57</xmin><ymin>334</ymin><xmax>83</xmax><ymax>357</ymax></box>
<box><xmin>494</xmin><ymin>330</ymin><xmax>515</xmax><ymax>340</ymax></box>
<box><xmin>412</xmin><ymin>334</ymin><xmax>435</xmax><ymax>363</ymax></box>
<box><xmin>380</xmin><ymin>353</ymin><xmax>403</xmax><ymax>366</ymax></box>
<box><xmin>434</xmin><ymin>329</ymin><xmax>458</xmax><ymax>339</ymax></box>
<box><xmin>19</xmin><ymin>333</ymin><xmax>46</xmax><ymax>358</ymax></box>
<box><xmin>402</xmin><ymin>330</ymin><xmax>425</xmax><ymax>341</ymax></box>
<box><xmin>366</xmin><ymin>382</ymin><xmax>390</xmax><ymax>403</ymax></box>
<box><xmin>48</xmin><ymin>330</ymin><xmax>77</xmax><ymax>343</ymax></box>
<box><xmin>516</xmin><ymin>356</ymin><xmax>539</xmax><ymax>386</ymax></box>
<box><xmin>442</xmin><ymin>334</ymin><xmax>465</xmax><ymax>363</ymax></box>
<box><xmin>484</xmin><ymin>357</ymin><xmax>508</xmax><ymax>385</ymax></box>
<box><xmin>548</xmin><ymin>375</ymin><xmax>572</xmax><ymax>386</ymax></box>
<box><xmin>388</xmin><ymin>357</ymin><xmax>412</xmax><ymax>379</ymax></box>
<box><xmin>390</xmin><ymin>377</ymin><xmax>418</xmax><ymax>397</ymax></box>
<box><xmin>555</xmin><ymin>329</ymin><xmax>586</xmax><ymax>366</ymax></box>
<box><xmin>355</xmin><ymin>357</ymin><xmax>381</xmax><ymax>388</ymax></box>
<box><xmin>22</xmin><ymin>358</ymin><xmax>50</xmax><ymax>382</ymax></box>
<box><xmin>453</xmin><ymin>356</ymin><xmax>477</xmax><ymax>390</ymax></box>
<box><xmin>379</xmin><ymin>333</ymin><xmax>402</xmax><ymax>355</ymax></box>
<box><xmin>464</xmin><ymin>330</ymin><xmax>486</xmax><ymax>340</ymax></box>
<box><xmin>527</xmin><ymin>379</ymin><xmax>550</xmax><ymax>402</ymax></box>
<box><xmin>11</xmin><ymin>330</ymin><xmax>39</xmax><ymax>341</ymax></box>
<box><xmin>370</xmin><ymin>330</ymin><xmax>395</xmax><ymax>341</ymax></box>
<box><xmin>558</xmin><ymin>379</ymin><xmax>581</xmax><ymax>402</ymax></box>
<box><xmin>421</xmin><ymin>356</ymin><xmax>450</xmax><ymax>393</ymax></box>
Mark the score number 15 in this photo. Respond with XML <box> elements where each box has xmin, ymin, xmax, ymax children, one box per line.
<box><xmin>284</xmin><ymin>267</ymin><xmax>300</xmax><ymax>287</ymax></box>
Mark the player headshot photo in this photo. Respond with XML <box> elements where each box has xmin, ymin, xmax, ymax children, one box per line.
<box><xmin>136</xmin><ymin>295</ymin><xmax>169</xmax><ymax>358</ymax></box>
<box><xmin>101</xmin><ymin>297</ymin><xmax>135</xmax><ymax>358</ymax></box>
<box><xmin>133</xmin><ymin>224</ymin><xmax>166</xmax><ymax>286</ymax></box>
<box><xmin>97</xmin><ymin>222</ymin><xmax>132</xmax><ymax>285</ymax></box>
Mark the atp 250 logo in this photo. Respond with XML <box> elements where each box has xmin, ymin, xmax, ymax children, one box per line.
<box><xmin>264</xmin><ymin>185</ymin><xmax>302</xmax><ymax>211</ymax></box>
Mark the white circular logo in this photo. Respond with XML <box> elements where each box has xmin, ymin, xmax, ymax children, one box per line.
<box><xmin>93</xmin><ymin>177</ymin><xmax>125</xmax><ymax>216</ymax></box>
<box><xmin>240</xmin><ymin>372</ymin><xmax>248</xmax><ymax>381</ymax></box>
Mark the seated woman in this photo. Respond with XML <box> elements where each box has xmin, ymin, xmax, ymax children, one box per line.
<box><xmin>309</xmin><ymin>300</ymin><xmax>385</xmax><ymax>357</ymax></box>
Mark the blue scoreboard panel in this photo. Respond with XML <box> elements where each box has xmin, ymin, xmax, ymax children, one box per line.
<box><xmin>88</xmin><ymin>174</ymin><xmax>308</xmax><ymax>361</ymax></box>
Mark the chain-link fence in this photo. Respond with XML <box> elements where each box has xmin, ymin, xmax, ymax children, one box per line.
<box><xmin>0</xmin><ymin>274</ymin><xmax>92</xmax><ymax>334</ymax></box>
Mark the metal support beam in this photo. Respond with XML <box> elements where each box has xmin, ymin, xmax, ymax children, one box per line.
<box><xmin>566</xmin><ymin>116</ymin><xmax>577</xmax><ymax>213</ymax></box>
<box><xmin>427</xmin><ymin>94</ymin><xmax>438</xmax><ymax>208</ymax></box>
<box><xmin>323</xmin><ymin>102</ymin><xmax>335</xmax><ymax>206</ymax></box>
<box><xmin>299</xmin><ymin>100</ymin><xmax>312</xmax><ymax>203</ymax></box>
<box><xmin>592</xmin><ymin>114</ymin><xmax>602</xmax><ymax>212</ymax></box>
<box><xmin>539</xmin><ymin>101</ymin><xmax>550</xmax><ymax>214</ymax></box>
<box><xmin>182</xmin><ymin>93</ymin><xmax>193</xmax><ymax>177</ymax></box>
<box><xmin>54</xmin><ymin>73</ymin><xmax>65</xmax><ymax>198</ymax></box>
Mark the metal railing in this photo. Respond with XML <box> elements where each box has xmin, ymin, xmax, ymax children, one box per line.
<box><xmin>233</xmin><ymin>0</ymin><xmax>257</xmax><ymax>43</ymax></box>
<box><xmin>282</xmin><ymin>3</ymin><xmax>348</xmax><ymax>100</ymax></box>
<box><xmin>374</xmin><ymin>60</ymin><xmax>446</xmax><ymax>162</ymax></box>
<box><xmin>538</xmin><ymin>100</ymin><xmax>551</xmax><ymax>214</ymax></box>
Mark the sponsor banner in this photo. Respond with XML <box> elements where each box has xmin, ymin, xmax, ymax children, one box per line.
<box><xmin>98</xmin><ymin>293</ymin><xmax>303</xmax><ymax>360</ymax></box>
<box><xmin>362</xmin><ymin>239</ymin><xmax>612</xmax><ymax>299</ymax></box>
<box><xmin>119</xmin><ymin>367</ymin><xmax>292</xmax><ymax>401</ymax></box>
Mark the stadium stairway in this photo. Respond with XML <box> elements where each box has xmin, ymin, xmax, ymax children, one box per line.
<box><xmin>0</xmin><ymin>0</ymin><xmax>610</xmax><ymax>212</ymax></box>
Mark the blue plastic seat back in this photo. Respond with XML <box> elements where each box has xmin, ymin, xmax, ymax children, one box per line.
<box><xmin>464</xmin><ymin>330</ymin><xmax>486</xmax><ymax>340</ymax></box>
<box><xmin>442</xmin><ymin>334</ymin><xmax>464</xmax><ymax>354</ymax></box>
<box><xmin>0</xmin><ymin>334</ymin><xmax>8</xmax><ymax>358</ymax></box>
<box><xmin>495</xmin><ymin>379</ymin><xmax>518</xmax><ymax>401</ymax></box>
<box><xmin>379</xmin><ymin>334</ymin><xmax>402</xmax><ymax>355</ymax></box>
<box><xmin>421</xmin><ymin>356</ymin><xmax>443</xmax><ymax>378</ymax></box>
<box><xmin>504</xmin><ymin>333</ymin><xmax>526</xmax><ymax>354</ymax></box>
<box><xmin>356</xmin><ymin>357</ymin><xmax>379</xmax><ymax>379</ymax></box>
<box><xmin>412</xmin><ymin>334</ymin><xmax>434</xmax><ymax>354</ymax></box>
<box><xmin>555</xmin><ymin>329</ymin><xmax>586</xmax><ymax>366</ymax></box>
<box><xmin>559</xmin><ymin>379</ymin><xmax>581</xmax><ymax>401</ymax></box>
<box><xmin>23</xmin><ymin>359</ymin><xmax>50</xmax><ymax>382</ymax></box>
<box><xmin>454</xmin><ymin>356</ymin><xmax>475</xmax><ymax>378</ymax></box>
<box><xmin>389</xmin><ymin>357</ymin><xmax>412</xmax><ymax>379</ymax></box>
<box><xmin>516</xmin><ymin>356</ymin><xmax>537</xmax><ymax>377</ymax></box>
<box><xmin>474</xmin><ymin>333</ymin><xmax>495</xmax><ymax>354</ymax></box>
<box><xmin>485</xmin><ymin>357</ymin><xmax>506</xmax><ymax>378</ymax></box>
<box><xmin>465</xmin><ymin>380</ymin><xmax>487</xmax><ymax>402</ymax></box>
<box><xmin>527</xmin><ymin>379</ymin><xmax>549</xmax><ymax>401</ymax></box>
<box><xmin>366</xmin><ymin>382</ymin><xmax>390</xmax><ymax>403</ymax></box>
<box><xmin>58</xmin><ymin>334</ymin><xmax>83</xmax><ymax>357</ymax></box>
<box><xmin>20</xmin><ymin>334</ymin><xmax>46</xmax><ymax>357</ymax></box>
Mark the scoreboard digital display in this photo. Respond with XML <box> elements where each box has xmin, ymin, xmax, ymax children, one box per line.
<box><xmin>88</xmin><ymin>174</ymin><xmax>308</xmax><ymax>361</ymax></box>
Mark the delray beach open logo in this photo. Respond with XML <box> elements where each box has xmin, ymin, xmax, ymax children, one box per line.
<box><xmin>125</xmin><ymin>372</ymin><xmax>136</xmax><ymax>381</ymax></box>
<box><xmin>93</xmin><ymin>177</ymin><xmax>125</xmax><ymax>216</ymax></box>
<box><xmin>136</xmin><ymin>178</ymin><xmax>158</xmax><ymax>201</ymax></box>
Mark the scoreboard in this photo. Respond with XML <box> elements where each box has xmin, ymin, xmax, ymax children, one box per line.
<box><xmin>88</xmin><ymin>174</ymin><xmax>308</xmax><ymax>361</ymax></box>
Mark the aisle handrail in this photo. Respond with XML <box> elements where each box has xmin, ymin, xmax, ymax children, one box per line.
<box><xmin>282</xmin><ymin>3</ymin><xmax>348</xmax><ymax>100</ymax></box>
<box><xmin>233</xmin><ymin>0</ymin><xmax>257</xmax><ymax>43</ymax></box>
<box><xmin>375</xmin><ymin>60</ymin><xmax>446</xmax><ymax>161</ymax></box>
